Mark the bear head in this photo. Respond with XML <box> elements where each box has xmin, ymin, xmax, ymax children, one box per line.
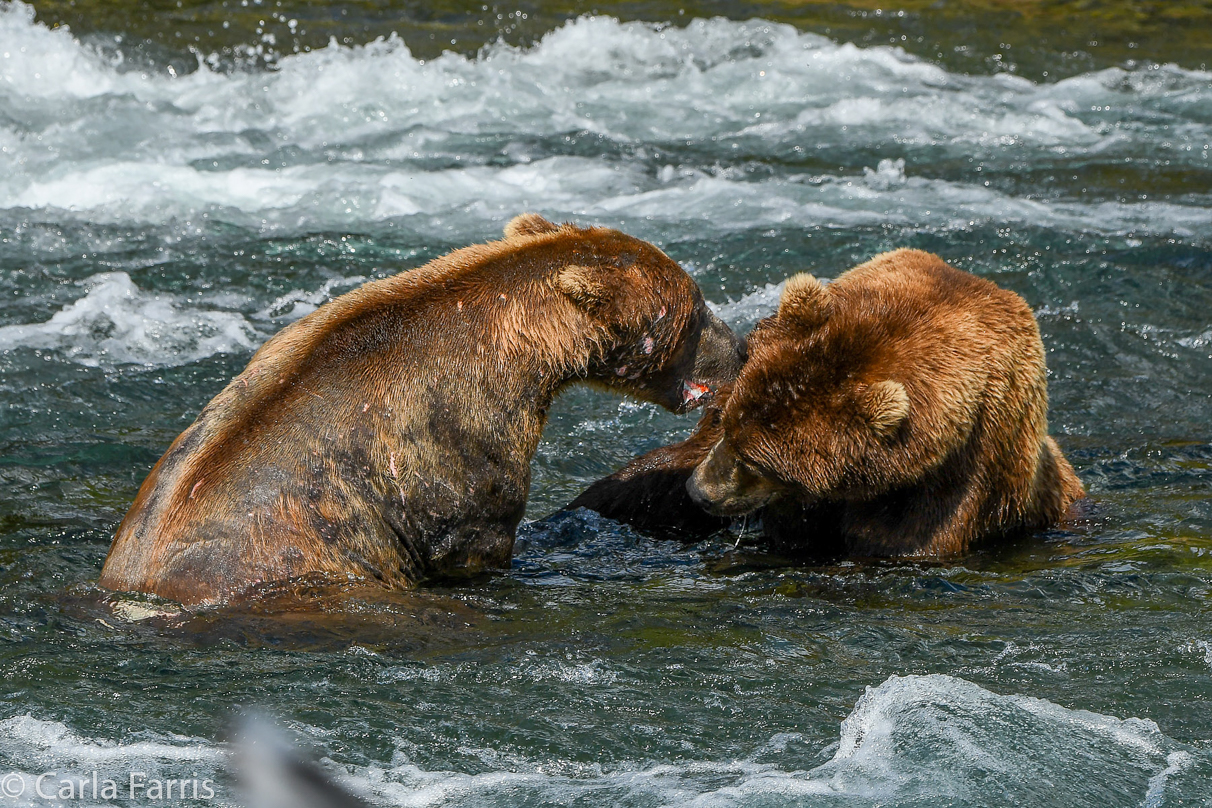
<box><xmin>686</xmin><ymin>272</ymin><xmax>911</xmax><ymax>514</ymax></box>
<box><xmin>508</xmin><ymin>213</ymin><xmax>746</xmax><ymax>413</ymax></box>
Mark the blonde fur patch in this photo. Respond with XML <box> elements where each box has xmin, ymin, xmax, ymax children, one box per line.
<box><xmin>504</xmin><ymin>212</ymin><xmax>561</xmax><ymax>239</ymax></box>
<box><xmin>778</xmin><ymin>273</ymin><xmax>831</xmax><ymax>327</ymax></box>
<box><xmin>554</xmin><ymin>264</ymin><xmax>609</xmax><ymax>310</ymax></box>
<box><xmin>863</xmin><ymin>380</ymin><xmax>910</xmax><ymax>436</ymax></box>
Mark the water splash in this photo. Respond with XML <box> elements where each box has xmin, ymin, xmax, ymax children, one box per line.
<box><xmin>0</xmin><ymin>272</ymin><xmax>258</xmax><ymax>367</ymax></box>
<box><xmin>1</xmin><ymin>3</ymin><xmax>1208</xmax><ymax>239</ymax></box>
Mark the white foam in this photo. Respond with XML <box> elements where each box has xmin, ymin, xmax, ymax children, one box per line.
<box><xmin>0</xmin><ymin>675</ymin><xmax>1198</xmax><ymax>807</ymax></box>
<box><xmin>0</xmin><ymin>715</ymin><xmax>220</xmax><ymax>765</ymax></box>
<box><xmin>1143</xmin><ymin>751</ymin><xmax>1192</xmax><ymax>808</ymax></box>
<box><xmin>0</xmin><ymin>716</ymin><xmax>222</xmax><ymax>808</ymax></box>
<box><xmin>1180</xmin><ymin>639</ymin><xmax>1212</xmax><ymax>669</ymax></box>
<box><xmin>677</xmin><ymin>674</ymin><xmax>1191</xmax><ymax>806</ymax></box>
<box><xmin>1178</xmin><ymin>329</ymin><xmax>1212</xmax><ymax>353</ymax></box>
<box><xmin>0</xmin><ymin>270</ymin><xmax>375</xmax><ymax>368</ymax></box>
<box><xmin>255</xmin><ymin>275</ymin><xmax>368</xmax><ymax>320</ymax></box>
<box><xmin>0</xmin><ymin>272</ymin><xmax>258</xmax><ymax>367</ymax></box>
<box><xmin>341</xmin><ymin>674</ymin><xmax>1197</xmax><ymax>807</ymax></box>
<box><xmin>1</xmin><ymin>4</ymin><xmax>1208</xmax><ymax>239</ymax></box>
<box><xmin>709</xmin><ymin>281</ymin><xmax>786</xmax><ymax>331</ymax></box>
<box><xmin>11</xmin><ymin>153</ymin><xmax>1209</xmax><ymax>241</ymax></box>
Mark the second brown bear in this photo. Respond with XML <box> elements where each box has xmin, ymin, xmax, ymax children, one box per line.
<box><xmin>571</xmin><ymin>248</ymin><xmax>1085</xmax><ymax>558</ymax></box>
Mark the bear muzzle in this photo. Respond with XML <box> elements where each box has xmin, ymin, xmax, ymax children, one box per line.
<box><xmin>673</xmin><ymin>310</ymin><xmax>746</xmax><ymax>413</ymax></box>
<box><xmin>686</xmin><ymin>438</ymin><xmax>782</xmax><ymax>516</ymax></box>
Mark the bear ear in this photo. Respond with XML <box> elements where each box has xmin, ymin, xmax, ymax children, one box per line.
<box><xmin>555</xmin><ymin>264</ymin><xmax>611</xmax><ymax>310</ymax></box>
<box><xmin>861</xmin><ymin>380</ymin><xmax>910</xmax><ymax>437</ymax></box>
<box><xmin>778</xmin><ymin>273</ymin><xmax>831</xmax><ymax>328</ymax></box>
<box><xmin>505</xmin><ymin>212</ymin><xmax>560</xmax><ymax>240</ymax></box>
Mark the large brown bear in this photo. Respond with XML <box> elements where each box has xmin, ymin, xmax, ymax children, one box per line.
<box><xmin>100</xmin><ymin>215</ymin><xmax>746</xmax><ymax>605</ymax></box>
<box><xmin>571</xmin><ymin>249</ymin><xmax>1085</xmax><ymax>557</ymax></box>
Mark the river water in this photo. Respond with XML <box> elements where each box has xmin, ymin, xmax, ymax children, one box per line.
<box><xmin>1</xmin><ymin>1</ymin><xmax>1210</xmax><ymax>805</ymax></box>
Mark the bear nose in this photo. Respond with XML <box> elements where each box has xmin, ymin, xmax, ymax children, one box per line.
<box><xmin>685</xmin><ymin>474</ymin><xmax>711</xmax><ymax>510</ymax></box>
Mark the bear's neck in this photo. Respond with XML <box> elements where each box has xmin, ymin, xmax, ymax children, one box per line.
<box><xmin>390</xmin><ymin>305</ymin><xmax>601</xmax><ymax>463</ymax></box>
<box><xmin>367</xmin><ymin>286</ymin><xmax>611</xmax><ymax>574</ymax></box>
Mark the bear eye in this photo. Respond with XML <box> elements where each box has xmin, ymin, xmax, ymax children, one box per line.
<box><xmin>732</xmin><ymin>447</ymin><xmax>765</xmax><ymax>478</ymax></box>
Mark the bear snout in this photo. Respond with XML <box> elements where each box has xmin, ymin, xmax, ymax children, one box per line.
<box><xmin>686</xmin><ymin>462</ymin><xmax>756</xmax><ymax>517</ymax></box>
<box><xmin>694</xmin><ymin>311</ymin><xmax>747</xmax><ymax>383</ymax></box>
<box><xmin>675</xmin><ymin>311</ymin><xmax>746</xmax><ymax>413</ymax></box>
<box><xmin>686</xmin><ymin>439</ymin><xmax>781</xmax><ymax>517</ymax></box>
<box><xmin>685</xmin><ymin>468</ymin><xmax>718</xmax><ymax>513</ymax></box>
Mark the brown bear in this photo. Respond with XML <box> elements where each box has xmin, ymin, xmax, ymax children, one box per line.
<box><xmin>571</xmin><ymin>248</ymin><xmax>1085</xmax><ymax>558</ymax></box>
<box><xmin>99</xmin><ymin>214</ymin><xmax>746</xmax><ymax>606</ymax></box>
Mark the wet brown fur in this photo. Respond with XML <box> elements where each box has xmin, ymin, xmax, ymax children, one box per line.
<box><xmin>100</xmin><ymin>216</ymin><xmax>744</xmax><ymax>605</ymax></box>
<box><xmin>574</xmin><ymin>249</ymin><xmax>1086</xmax><ymax>557</ymax></box>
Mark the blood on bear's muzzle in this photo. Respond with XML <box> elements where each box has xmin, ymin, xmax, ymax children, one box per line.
<box><xmin>677</xmin><ymin>310</ymin><xmax>745</xmax><ymax>412</ymax></box>
<box><xmin>682</xmin><ymin>380</ymin><xmax>712</xmax><ymax>405</ymax></box>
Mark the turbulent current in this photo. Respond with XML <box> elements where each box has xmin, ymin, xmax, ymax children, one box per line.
<box><xmin>0</xmin><ymin>1</ymin><xmax>1210</xmax><ymax>805</ymax></box>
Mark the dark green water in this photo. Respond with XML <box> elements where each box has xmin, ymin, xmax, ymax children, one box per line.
<box><xmin>0</xmin><ymin>1</ymin><xmax>1210</xmax><ymax>805</ymax></box>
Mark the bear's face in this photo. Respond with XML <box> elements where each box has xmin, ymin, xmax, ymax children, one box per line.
<box><xmin>537</xmin><ymin>220</ymin><xmax>745</xmax><ymax>413</ymax></box>
<box><xmin>686</xmin><ymin>273</ymin><xmax>910</xmax><ymax>515</ymax></box>
<box><xmin>595</xmin><ymin>281</ymin><xmax>745</xmax><ymax>414</ymax></box>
